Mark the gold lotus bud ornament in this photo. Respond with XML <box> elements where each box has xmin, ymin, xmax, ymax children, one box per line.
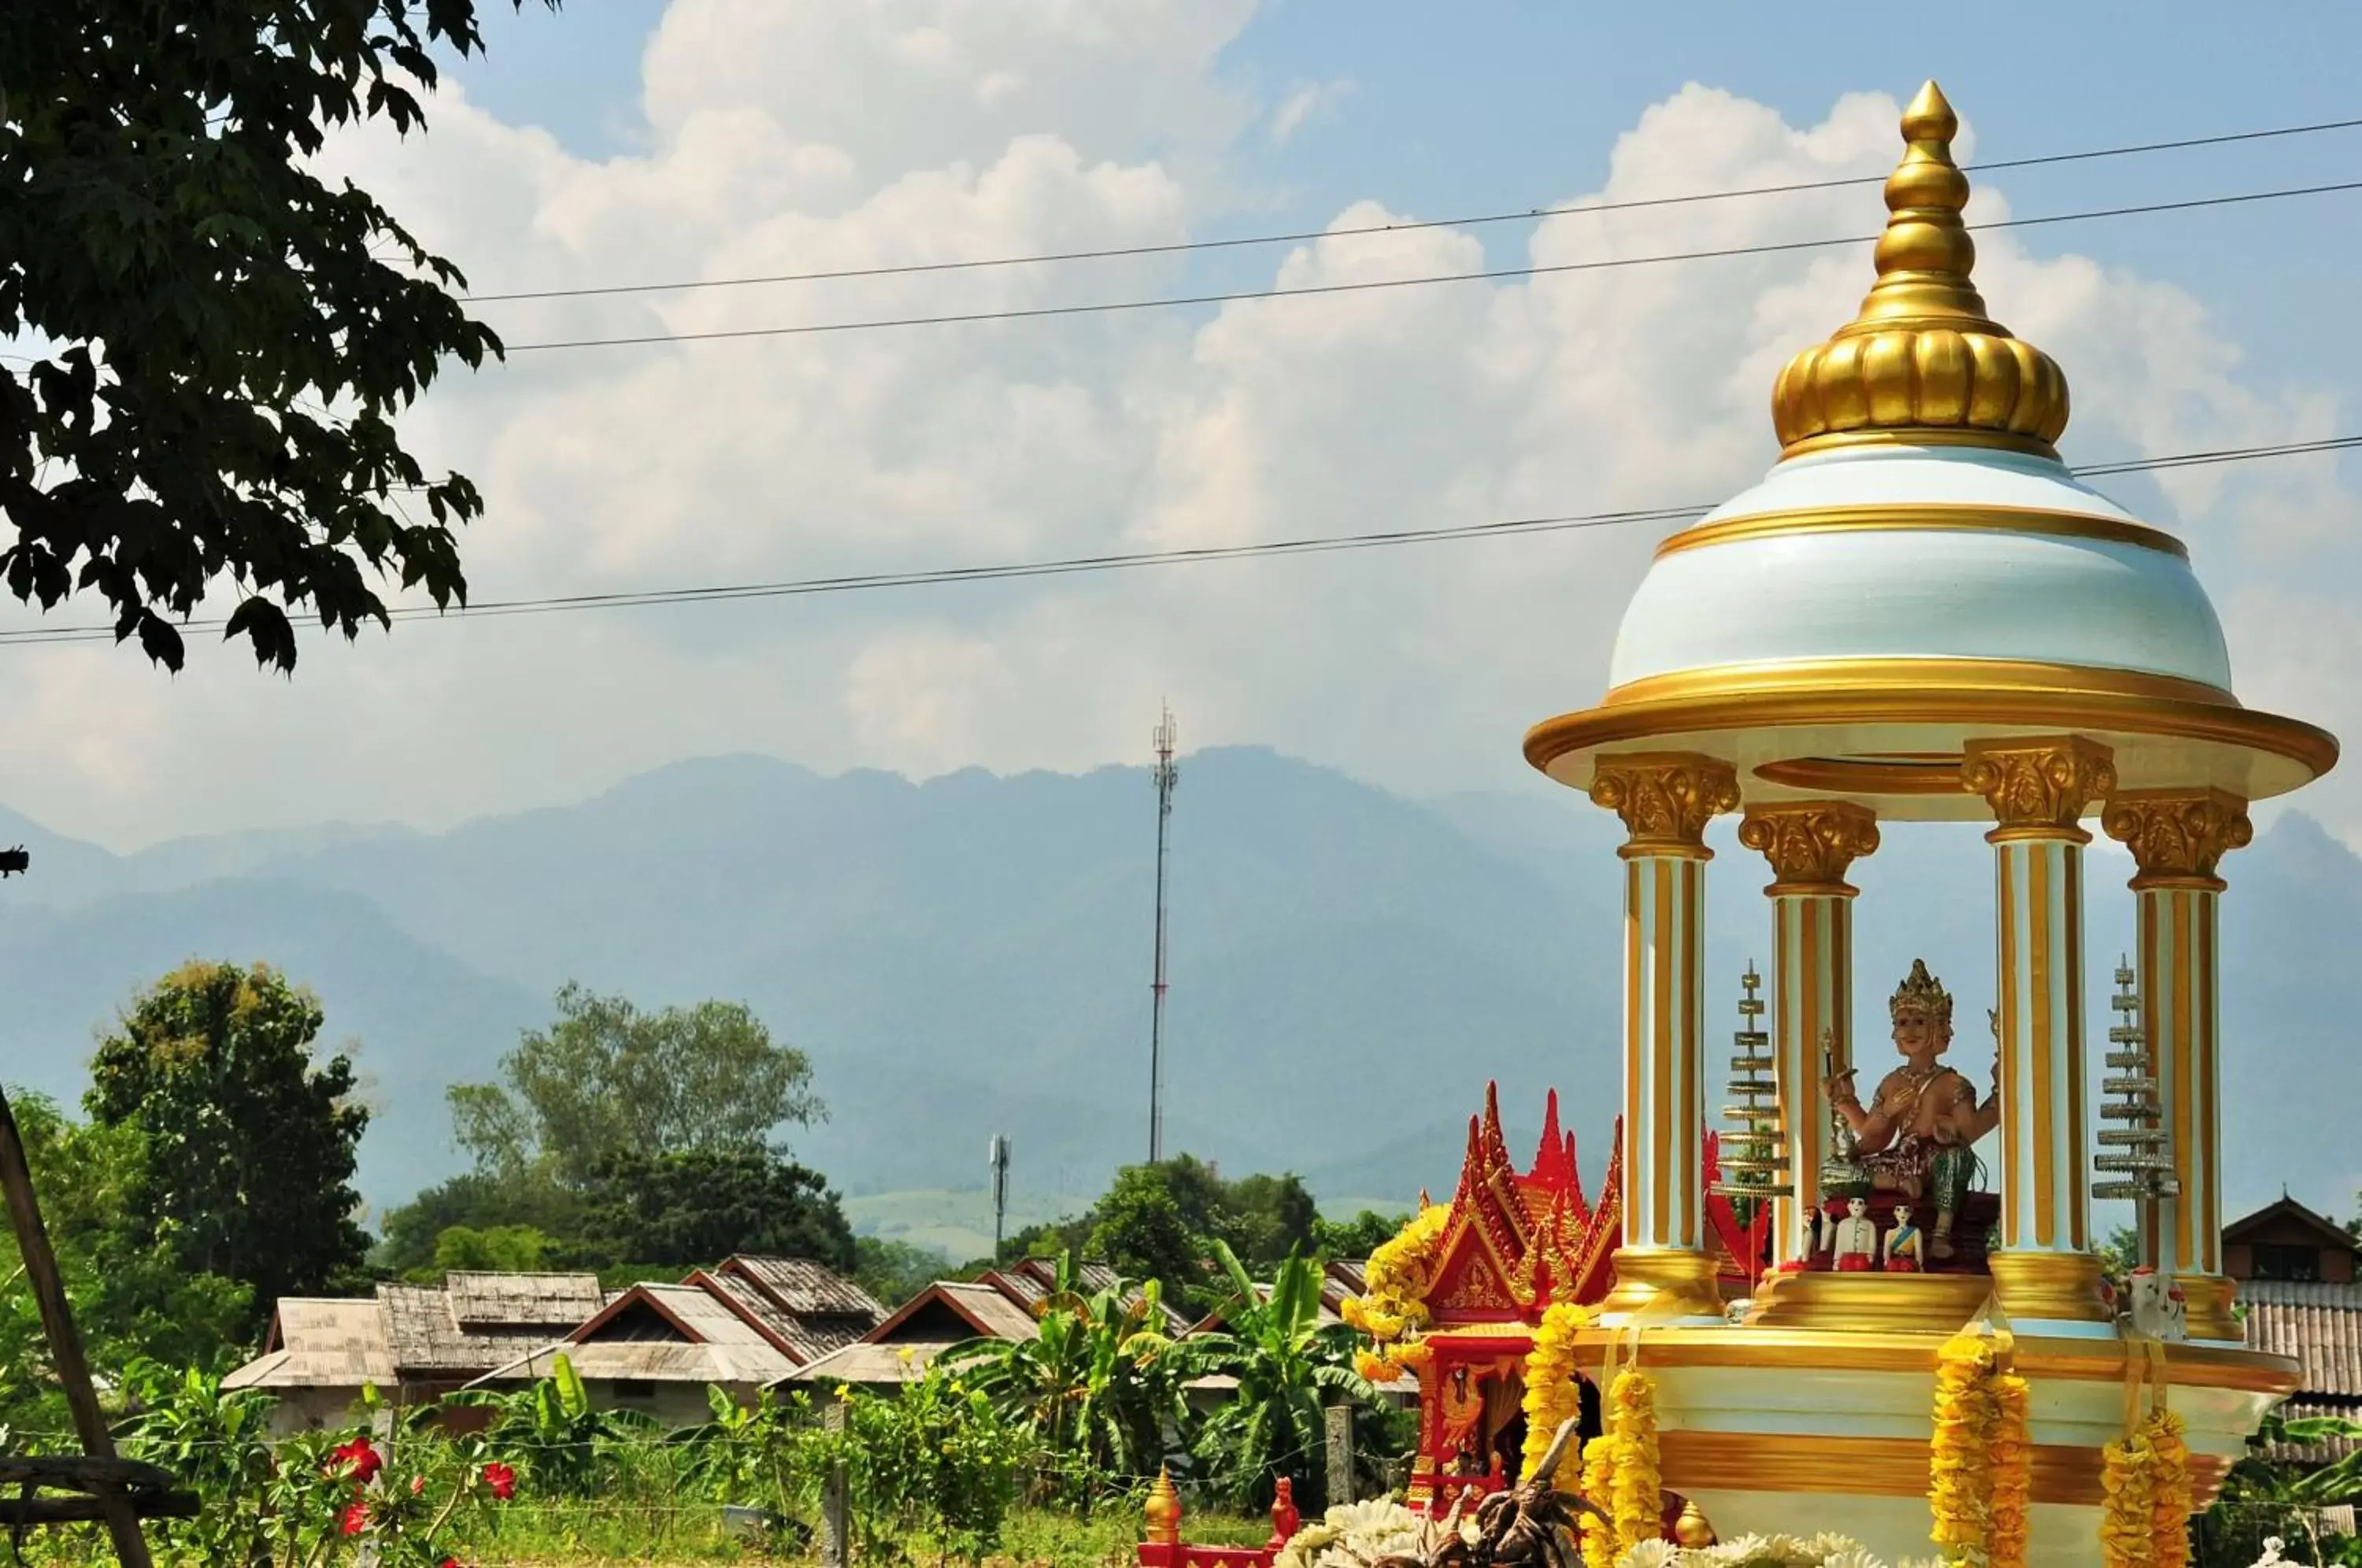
<box><xmin>1771</xmin><ymin>81</ymin><xmax>2071</xmax><ymax>457</ymax></box>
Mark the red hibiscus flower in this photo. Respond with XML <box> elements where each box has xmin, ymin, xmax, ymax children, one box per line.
<box><xmin>339</xmin><ymin>1501</ymin><xmax>370</xmax><ymax>1537</ymax></box>
<box><xmin>329</xmin><ymin>1436</ymin><xmax>383</xmax><ymax>1485</ymax></box>
<box><xmin>480</xmin><ymin>1460</ymin><xmax>517</xmax><ymax>1500</ymax></box>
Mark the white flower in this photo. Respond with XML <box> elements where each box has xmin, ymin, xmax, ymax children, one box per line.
<box><xmin>1617</xmin><ymin>1542</ymin><xmax>1683</xmax><ymax>1568</ymax></box>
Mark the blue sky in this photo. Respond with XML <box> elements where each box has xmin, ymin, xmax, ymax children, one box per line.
<box><xmin>451</xmin><ymin>0</ymin><xmax>2362</xmax><ymax>421</ymax></box>
<box><xmin>8</xmin><ymin>0</ymin><xmax>2361</xmax><ymax>850</ymax></box>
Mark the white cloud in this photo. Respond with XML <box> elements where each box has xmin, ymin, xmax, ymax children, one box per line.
<box><xmin>1269</xmin><ymin>79</ymin><xmax>1354</xmax><ymax>146</ymax></box>
<box><xmin>2</xmin><ymin>7</ymin><xmax>2356</xmax><ymax>857</ymax></box>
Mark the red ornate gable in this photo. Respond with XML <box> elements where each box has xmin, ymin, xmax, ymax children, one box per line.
<box><xmin>1425</xmin><ymin>1085</ymin><xmax>1623</xmax><ymax>1322</ymax></box>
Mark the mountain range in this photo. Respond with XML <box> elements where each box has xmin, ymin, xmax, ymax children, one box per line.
<box><xmin>1</xmin><ymin>746</ymin><xmax>2353</xmax><ymax>1249</ymax></box>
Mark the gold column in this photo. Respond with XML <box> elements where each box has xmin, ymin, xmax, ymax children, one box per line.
<box><xmin>2101</xmin><ymin>788</ymin><xmax>2253</xmax><ymax>1341</ymax></box>
<box><xmin>1588</xmin><ymin>753</ymin><xmax>1741</xmax><ymax>1320</ymax></box>
<box><xmin>1738</xmin><ymin>802</ymin><xmax>1881</xmax><ymax>1265</ymax></box>
<box><xmin>1964</xmin><ymin>736</ymin><xmax>2115</xmax><ymax>1324</ymax></box>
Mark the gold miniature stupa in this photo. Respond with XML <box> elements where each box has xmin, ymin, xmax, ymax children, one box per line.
<box><xmin>1511</xmin><ymin>80</ymin><xmax>2327</xmax><ymax>1564</ymax></box>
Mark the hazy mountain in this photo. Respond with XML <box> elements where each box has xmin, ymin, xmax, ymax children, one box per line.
<box><xmin>0</xmin><ymin>748</ymin><xmax>2353</xmax><ymax>1236</ymax></box>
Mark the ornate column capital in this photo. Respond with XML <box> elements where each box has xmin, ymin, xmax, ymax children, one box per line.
<box><xmin>1588</xmin><ymin>753</ymin><xmax>1740</xmax><ymax>856</ymax></box>
<box><xmin>1960</xmin><ymin>735</ymin><xmax>2116</xmax><ymax>838</ymax></box>
<box><xmin>2101</xmin><ymin>788</ymin><xmax>2253</xmax><ymax>889</ymax></box>
<box><xmin>1737</xmin><ymin>801</ymin><xmax>1881</xmax><ymax>894</ymax></box>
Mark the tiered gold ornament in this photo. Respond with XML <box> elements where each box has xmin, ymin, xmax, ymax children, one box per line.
<box><xmin>2093</xmin><ymin>957</ymin><xmax>2178</xmax><ymax>1206</ymax></box>
<box><xmin>1712</xmin><ymin>963</ymin><xmax>1790</xmax><ymax>1218</ymax></box>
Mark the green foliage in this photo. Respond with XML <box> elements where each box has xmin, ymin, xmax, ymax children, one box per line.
<box><xmin>943</xmin><ymin>1253</ymin><xmax>1185</xmax><ymax>1503</ymax></box>
<box><xmin>85</xmin><ymin>962</ymin><xmax>370</xmax><ymax>1334</ymax></box>
<box><xmin>0</xmin><ymin>1</ymin><xmax>559</xmax><ymax>670</ymax></box>
<box><xmin>0</xmin><ymin>1091</ymin><xmax>250</xmax><ymax>1431</ymax></box>
<box><xmin>1311</xmin><ymin>1209</ymin><xmax>1411</xmax><ymax>1261</ymax></box>
<box><xmin>431</xmin><ymin>1222</ymin><xmax>553</xmax><ymax>1274</ymax></box>
<box><xmin>2225</xmin><ymin>1411</ymin><xmax>2362</xmax><ymax>1508</ymax></box>
<box><xmin>450</xmin><ymin>983</ymin><xmax>824</xmax><ymax>1183</ymax></box>
<box><xmin>372</xmin><ymin>1166</ymin><xmax>592</xmax><ymax>1278</ymax></box>
<box><xmin>1086</xmin><ymin>1168</ymin><xmax>1203</xmax><ymax>1307</ymax></box>
<box><xmin>855</xmin><ymin>1234</ymin><xmax>948</xmax><ymax>1305</ymax></box>
<box><xmin>1168</xmin><ymin>1243</ymin><xmax>1386</xmax><ymax>1512</ymax></box>
<box><xmin>583</xmin><ymin>1147</ymin><xmax>857</xmax><ymax>1271</ymax></box>
<box><xmin>443</xmin><ymin>1351</ymin><xmax>661</xmax><ymax>1492</ymax></box>
<box><xmin>838</xmin><ymin>1370</ymin><xmax>1029</xmax><ymax>1562</ymax></box>
<box><xmin>1014</xmin><ymin>1156</ymin><xmax>1333</xmax><ymax>1307</ymax></box>
<box><xmin>113</xmin><ymin>1359</ymin><xmax>285</xmax><ymax>1566</ymax></box>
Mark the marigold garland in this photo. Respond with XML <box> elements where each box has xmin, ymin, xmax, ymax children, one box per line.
<box><xmin>1607</xmin><ymin>1369</ymin><xmax>1660</xmax><ymax>1559</ymax></box>
<box><xmin>2143</xmin><ymin>1408</ymin><xmax>2192</xmax><ymax>1568</ymax></box>
<box><xmin>1928</xmin><ymin>1333</ymin><xmax>1998</xmax><ymax>1559</ymax></box>
<box><xmin>1578</xmin><ymin>1435</ymin><xmax>1618</xmax><ymax>1568</ymax></box>
<box><xmin>1345</xmin><ymin>1204</ymin><xmax>1451</xmax><ymax>1348</ymax></box>
<box><xmin>1517</xmin><ymin>1302</ymin><xmax>1591</xmax><ymax>1486</ymax></box>
<box><xmin>2100</xmin><ymin>1429</ymin><xmax>2160</xmax><ymax>1568</ymax></box>
<box><xmin>1987</xmin><ymin>1370</ymin><xmax>2032</xmax><ymax>1568</ymax></box>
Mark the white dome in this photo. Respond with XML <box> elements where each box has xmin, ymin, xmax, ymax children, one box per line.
<box><xmin>1607</xmin><ymin>444</ymin><xmax>2234</xmax><ymax>696</ymax></box>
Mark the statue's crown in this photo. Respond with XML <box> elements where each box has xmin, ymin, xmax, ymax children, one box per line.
<box><xmin>1890</xmin><ymin>958</ymin><xmax>1953</xmax><ymax>1025</ymax></box>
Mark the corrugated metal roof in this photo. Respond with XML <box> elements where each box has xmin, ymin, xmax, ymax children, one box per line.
<box><xmin>379</xmin><ymin>1283</ymin><xmax>568</xmax><ymax>1374</ymax></box>
<box><xmin>224</xmin><ymin>1298</ymin><xmax>393</xmax><ymax>1389</ymax></box>
<box><xmin>472</xmin><ymin>1336</ymin><xmax>796</xmax><ymax>1388</ymax></box>
<box><xmin>934</xmin><ymin>1281</ymin><xmax>1042</xmax><ymax>1341</ymax></box>
<box><xmin>704</xmin><ymin>1273</ymin><xmax>872</xmax><ymax>1365</ymax></box>
<box><xmin>2245</xmin><ymin>1280</ymin><xmax>2362</xmax><ymax>1400</ymax></box>
<box><xmin>778</xmin><ymin>1339</ymin><xmax>958</xmax><ymax>1386</ymax></box>
<box><xmin>720</xmin><ymin>1256</ymin><xmax>885</xmax><ymax>1319</ymax></box>
<box><xmin>443</xmin><ymin>1271</ymin><xmax>605</xmax><ymax>1329</ymax></box>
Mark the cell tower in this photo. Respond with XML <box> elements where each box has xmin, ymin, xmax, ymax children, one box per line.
<box><xmin>988</xmin><ymin>1135</ymin><xmax>1011</xmax><ymax>1263</ymax></box>
<box><xmin>1147</xmin><ymin>704</ymin><xmax>1179</xmax><ymax>1163</ymax></box>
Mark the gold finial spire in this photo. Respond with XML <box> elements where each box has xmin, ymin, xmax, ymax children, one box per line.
<box><xmin>1770</xmin><ymin>80</ymin><xmax>2070</xmax><ymax>457</ymax></box>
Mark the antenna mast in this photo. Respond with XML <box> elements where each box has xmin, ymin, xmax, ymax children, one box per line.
<box><xmin>1148</xmin><ymin>704</ymin><xmax>1179</xmax><ymax>1163</ymax></box>
<box><xmin>988</xmin><ymin>1135</ymin><xmax>1011</xmax><ymax>1263</ymax></box>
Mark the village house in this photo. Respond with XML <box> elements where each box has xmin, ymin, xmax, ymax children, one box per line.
<box><xmin>2229</xmin><ymin>1196</ymin><xmax>2362</xmax><ymax>1466</ymax></box>
<box><xmin>465</xmin><ymin>1256</ymin><xmax>887</xmax><ymax>1422</ymax></box>
<box><xmin>224</xmin><ymin>1271</ymin><xmax>611</xmax><ymax>1435</ymax></box>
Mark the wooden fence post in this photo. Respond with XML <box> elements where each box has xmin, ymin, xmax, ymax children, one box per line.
<box><xmin>1324</xmin><ymin>1403</ymin><xmax>1355</xmax><ymax>1509</ymax></box>
<box><xmin>820</xmin><ymin>1398</ymin><xmax>850</xmax><ymax>1568</ymax></box>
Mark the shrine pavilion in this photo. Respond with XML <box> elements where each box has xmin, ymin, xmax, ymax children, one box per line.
<box><xmin>1362</xmin><ymin>81</ymin><xmax>2334</xmax><ymax>1566</ymax></box>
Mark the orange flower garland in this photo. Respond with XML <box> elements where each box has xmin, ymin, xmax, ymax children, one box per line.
<box><xmin>1987</xmin><ymin>1368</ymin><xmax>2032</xmax><ymax>1568</ymax></box>
<box><xmin>2144</xmin><ymin>1408</ymin><xmax>2193</xmax><ymax>1568</ymax></box>
<box><xmin>1517</xmin><ymin>1303</ymin><xmax>1591</xmax><ymax>1486</ymax></box>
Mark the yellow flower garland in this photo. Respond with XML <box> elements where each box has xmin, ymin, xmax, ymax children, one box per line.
<box><xmin>1578</xmin><ymin>1435</ymin><xmax>1618</xmax><ymax>1568</ymax></box>
<box><xmin>1608</xmin><ymin>1369</ymin><xmax>1660</xmax><ymax>1558</ymax></box>
<box><xmin>1928</xmin><ymin>1333</ymin><xmax>1998</xmax><ymax>1559</ymax></box>
<box><xmin>2101</xmin><ymin>1429</ymin><xmax>2160</xmax><ymax>1568</ymax></box>
<box><xmin>1517</xmin><ymin>1302</ymin><xmax>1591</xmax><ymax>1485</ymax></box>
<box><xmin>1345</xmin><ymin>1204</ymin><xmax>1451</xmax><ymax>1348</ymax></box>
<box><xmin>1988</xmin><ymin>1370</ymin><xmax>2032</xmax><ymax>1568</ymax></box>
<box><xmin>2144</xmin><ymin>1408</ymin><xmax>2192</xmax><ymax>1568</ymax></box>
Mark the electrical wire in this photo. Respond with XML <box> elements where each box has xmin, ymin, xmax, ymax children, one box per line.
<box><xmin>0</xmin><ymin>435</ymin><xmax>2349</xmax><ymax>649</ymax></box>
<box><xmin>465</xmin><ymin>114</ymin><xmax>2362</xmax><ymax>305</ymax></box>
<box><xmin>499</xmin><ymin>179</ymin><xmax>2362</xmax><ymax>353</ymax></box>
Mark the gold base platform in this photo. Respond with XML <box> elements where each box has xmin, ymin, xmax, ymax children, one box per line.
<box><xmin>1595</xmin><ymin>1247</ymin><xmax>1725</xmax><ymax>1322</ymax></box>
<box><xmin>1744</xmin><ymin>1269</ymin><xmax>1993</xmax><ymax>1333</ymax></box>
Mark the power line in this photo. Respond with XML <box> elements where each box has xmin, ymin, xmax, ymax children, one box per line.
<box><xmin>0</xmin><ymin>436</ymin><xmax>2350</xmax><ymax>649</ymax></box>
<box><xmin>501</xmin><ymin>179</ymin><xmax>2362</xmax><ymax>353</ymax></box>
<box><xmin>465</xmin><ymin>114</ymin><xmax>2362</xmax><ymax>305</ymax></box>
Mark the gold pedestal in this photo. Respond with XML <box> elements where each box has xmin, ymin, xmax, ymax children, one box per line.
<box><xmin>1988</xmin><ymin>1250</ymin><xmax>2111</xmax><ymax>1322</ymax></box>
<box><xmin>1745</xmin><ymin>1269</ymin><xmax>1994</xmax><ymax>1333</ymax></box>
<box><xmin>1597</xmin><ymin>1247</ymin><xmax>1725</xmax><ymax>1322</ymax></box>
<box><xmin>2180</xmin><ymin>1275</ymin><xmax>2242</xmax><ymax>1342</ymax></box>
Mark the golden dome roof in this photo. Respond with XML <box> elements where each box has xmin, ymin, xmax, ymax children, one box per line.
<box><xmin>1769</xmin><ymin>81</ymin><xmax>2071</xmax><ymax>458</ymax></box>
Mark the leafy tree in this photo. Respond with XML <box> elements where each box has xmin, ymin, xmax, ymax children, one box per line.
<box><xmin>86</xmin><ymin>961</ymin><xmax>369</xmax><ymax>1333</ymax></box>
<box><xmin>432</xmin><ymin>1223</ymin><xmax>553</xmax><ymax>1274</ymax></box>
<box><xmin>854</xmin><ymin>1236</ymin><xmax>946</xmax><ymax>1307</ymax></box>
<box><xmin>450</xmin><ymin>984</ymin><xmax>823</xmax><ymax>1182</ymax></box>
<box><xmin>1169</xmin><ymin>1244</ymin><xmax>1383</xmax><ymax>1511</ymax></box>
<box><xmin>1312</xmin><ymin>1209</ymin><xmax>1410</xmax><ymax>1261</ymax></box>
<box><xmin>372</xmin><ymin>1167</ymin><xmax>591</xmax><ymax>1279</ymax></box>
<box><xmin>0</xmin><ymin>2</ymin><xmax>562</xmax><ymax>671</ymax></box>
<box><xmin>0</xmin><ymin>1092</ymin><xmax>250</xmax><ymax>1429</ymax></box>
<box><xmin>1224</xmin><ymin>1171</ymin><xmax>1320</xmax><ymax>1265</ymax></box>
<box><xmin>1086</xmin><ymin>1167</ymin><xmax>1202</xmax><ymax>1307</ymax></box>
<box><xmin>583</xmin><ymin>1147</ymin><xmax>855</xmax><ymax>1271</ymax></box>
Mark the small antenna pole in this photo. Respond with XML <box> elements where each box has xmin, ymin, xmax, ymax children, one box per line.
<box><xmin>1148</xmin><ymin>704</ymin><xmax>1179</xmax><ymax>1163</ymax></box>
<box><xmin>988</xmin><ymin>1135</ymin><xmax>1011</xmax><ymax>1263</ymax></box>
